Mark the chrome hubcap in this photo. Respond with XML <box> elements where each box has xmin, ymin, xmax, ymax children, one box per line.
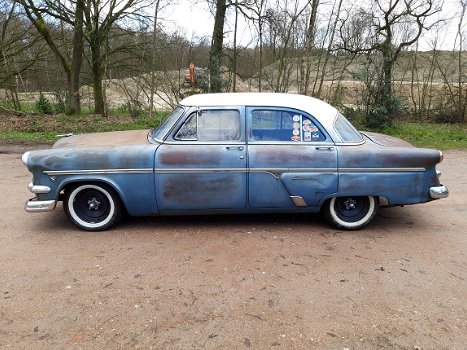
<box><xmin>343</xmin><ymin>197</ymin><xmax>357</xmax><ymax>210</ymax></box>
<box><xmin>87</xmin><ymin>197</ymin><xmax>101</xmax><ymax>210</ymax></box>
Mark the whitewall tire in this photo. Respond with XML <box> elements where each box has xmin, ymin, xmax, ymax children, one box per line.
<box><xmin>64</xmin><ymin>183</ymin><xmax>122</xmax><ymax>231</ymax></box>
<box><xmin>323</xmin><ymin>196</ymin><xmax>379</xmax><ymax>230</ymax></box>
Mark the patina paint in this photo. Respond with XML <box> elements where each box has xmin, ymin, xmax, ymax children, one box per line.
<box><xmin>155</xmin><ymin>144</ymin><xmax>247</xmax><ymax>211</ymax></box>
<box><xmin>22</xmin><ymin>93</ymin><xmax>447</xmax><ymax>230</ymax></box>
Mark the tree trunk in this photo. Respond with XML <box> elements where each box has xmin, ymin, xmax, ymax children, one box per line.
<box><xmin>258</xmin><ymin>18</ymin><xmax>263</xmax><ymax>92</ymax></box>
<box><xmin>22</xmin><ymin>2</ymin><xmax>72</xmax><ymax>99</ymax></box>
<box><xmin>90</xmin><ymin>34</ymin><xmax>105</xmax><ymax>116</ymax></box>
<box><xmin>149</xmin><ymin>0</ymin><xmax>160</xmax><ymax>117</ymax></box>
<box><xmin>300</xmin><ymin>0</ymin><xmax>319</xmax><ymax>95</ymax></box>
<box><xmin>70</xmin><ymin>0</ymin><xmax>84</xmax><ymax>114</ymax></box>
<box><xmin>316</xmin><ymin>0</ymin><xmax>342</xmax><ymax>98</ymax></box>
<box><xmin>457</xmin><ymin>1</ymin><xmax>466</xmax><ymax>122</ymax></box>
<box><xmin>209</xmin><ymin>0</ymin><xmax>227</xmax><ymax>92</ymax></box>
<box><xmin>232</xmin><ymin>0</ymin><xmax>238</xmax><ymax>92</ymax></box>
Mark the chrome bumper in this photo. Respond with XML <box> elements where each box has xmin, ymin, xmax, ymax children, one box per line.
<box><xmin>430</xmin><ymin>185</ymin><xmax>449</xmax><ymax>199</ymax></box>
<box><xmin>25</xmin><ymin>198</ymin><xmax>57</xmax><ymax>212</ymax></box>
<box><xmin>28</xmin><ymin>182</ymin><xmax>51</xmax><ymax>194</ymax></box>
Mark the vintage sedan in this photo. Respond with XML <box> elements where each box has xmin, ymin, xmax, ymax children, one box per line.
<box><xmin>22</xmin><ymin>93</ymin><xmax>448</xmax><ymax>231</ymax></box>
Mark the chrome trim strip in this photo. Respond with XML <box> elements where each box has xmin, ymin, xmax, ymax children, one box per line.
<box><xmin>28</xmin><ymin>182</ymin><xmax>51</xmax><ymax>194</ymax></box>
<box><xmin>334</xmin><ymin>140</ymin><xmax>366</xmax><ymax>146</ymax></box>
<box><xmin>162</xmin><ymin>141</ymin><xmax>246</xmax><ymax>145</ymax></box>
<box><xmin>155</xmin><ymin>168</ymin><xmax>246</xmax><ymax>174</ymax></box>
<box><xmin>43</xmin><ymin>167</ymin><xmax>425</xmax><ymax>177</ymax></box>
<box><xmin>247</xmin><ymin>141</ymin><xmax>335</xmax><ymax>146</ymax></box>
<box><xmin>25</xmin><ymin>199</ymin><xmax>57</xmax><ymax>212</ymax></box>
<box><xmin>251</xmin><ymin>167</ymin><xmax>335</xmax><ymax>173</ymax></box>
<box><xmin>290</xmin><ymin>196</ymin><xmax>308</xmax><ymax>207</ymax></box>
<box><xmin>44</xmin><ymin>168</ymin><xmax>153</xmax><ymax>176</ymax></box>
<box><xmin>339</xmin><ymin>167</ymin><xmax>425</xmax><ymax>173</ymax></box>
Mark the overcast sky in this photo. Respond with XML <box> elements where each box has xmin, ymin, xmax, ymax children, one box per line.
<box><xmin>161</xmin><ymin>0</ymin><xmax>465</xmax><ymax>52</ymax></box>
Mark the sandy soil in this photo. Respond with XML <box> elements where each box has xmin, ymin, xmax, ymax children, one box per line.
<box><xmin>0</xmin><ymin>149</ymin><xmax>466</xmax><ymax>349</ymax></box>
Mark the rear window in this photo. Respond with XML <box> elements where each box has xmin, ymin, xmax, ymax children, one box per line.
<box><xmin>334</xmin><ymin>113</ymin><xmax>363</xmax><ymax>143</ymax></box>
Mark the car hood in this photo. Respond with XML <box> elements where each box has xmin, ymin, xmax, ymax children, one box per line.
<box><xmin>52</xmin><ymin>129</ymin><xmax>150</xmax><ymax>149</ymax></box>
<box><xmin>361</xmin><ymin>131</ymin><xmax>414</xmax><ymax>147</ymax></box>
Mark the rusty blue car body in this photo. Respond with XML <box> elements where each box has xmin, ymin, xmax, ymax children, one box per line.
<box><xmin>22</xmin><ymin>93</ymin><xmax>448</xmax><ymax>231</ymax></box>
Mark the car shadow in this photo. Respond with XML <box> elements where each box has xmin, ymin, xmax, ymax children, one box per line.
<box><xmin>27</xmin><ymin>202</ymin><xmax>426</xmax><ymax>237</ymax></box>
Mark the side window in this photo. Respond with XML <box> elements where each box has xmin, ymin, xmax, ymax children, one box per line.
<box><xmin>251</xmin><ymin>110</ymin><xmax>325</xmax><ymax>142</ymax></box>
<box><xmin>175</xmin><ymin>110</ymin><xmax>241</xmax><ymax>141</ymax></box>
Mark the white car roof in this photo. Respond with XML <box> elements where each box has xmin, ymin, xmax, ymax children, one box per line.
<box><xmin>179</xmin><ymin>93</ymin><xmax>338</xmax><ymax>129</ymax></box>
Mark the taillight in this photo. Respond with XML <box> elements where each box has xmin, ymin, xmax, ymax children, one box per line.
<box><xmin>439</xmin><ymin>151</ymin><xmax>444</xmax><ymax>163</ymax></box>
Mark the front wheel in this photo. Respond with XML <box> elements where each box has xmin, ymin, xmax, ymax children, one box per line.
<box><xmin>64</xmin><ymin>183</ymin><xmax>122</xmax><ymax>231</ymax></box>
<box><xmin>323</xmin><ymin>196</ymin><xmax>379</xmax><ymax>230</ymax></box>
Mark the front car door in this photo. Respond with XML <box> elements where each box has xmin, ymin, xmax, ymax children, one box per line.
<box><xmin>246</xmin><ymin>107</ymin><xmax>338</xmax><ymax>209</ymax></box>
<box><xmin>155</xmin><ymin>107</ymin><xmax>247</xmax><ymax>211</ymax></box>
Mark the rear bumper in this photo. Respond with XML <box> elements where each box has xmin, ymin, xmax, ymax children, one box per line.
<box><xmin>430</xmin><ymin>185</ymin><xmax>449</xmax><ymax>199</ymax></box>
<box><xmin>25</xmin><ymin>198</ymin><xmax>57</xmax><ymax>212</ymax></box>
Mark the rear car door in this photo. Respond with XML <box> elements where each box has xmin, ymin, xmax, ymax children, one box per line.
<box><xmin>247</xmin><ymin>107</ymin><xmax>338</xmax><ymax>209</ymax></box>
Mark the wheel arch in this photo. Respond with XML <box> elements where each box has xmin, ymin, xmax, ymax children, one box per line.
<box><xmin>59</xmin><ymin>177</ymin><xmax>128</xmax><ymax>212</ymax></box>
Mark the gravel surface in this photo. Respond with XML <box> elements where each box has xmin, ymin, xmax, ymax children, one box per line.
<box><xmin>1</xmin><ymin>149</ymin><xmax>466</xmax><ymax>349</ymax></box>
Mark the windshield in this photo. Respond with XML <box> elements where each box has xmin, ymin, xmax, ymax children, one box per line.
<box><xmin>333</xmin><ymin>113</ymin><xmax>363</xmax><ymax>143</ymax></box>
<box><xmin>152</xmin><ymin>106</ymin><xmax>185</xmax><ymax>141</ymax></box>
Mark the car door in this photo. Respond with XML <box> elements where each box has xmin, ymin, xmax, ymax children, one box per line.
<box><xmin>155</xmin><ymin>107</ymin><xmax>247</xmax><ymax>211</ymax></box>
<box><xmin>247</xmin><ymin>107</ymin><xmax>338</xmax><ymax>209</ymax></box>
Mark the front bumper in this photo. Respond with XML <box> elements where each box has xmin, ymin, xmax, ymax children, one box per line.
<box><xmin>430</xmin><ymin>185</ymin><xmax>449</xmax><ymax>199</ymax></box>
<box><xmin>25</xmin><ymin>198</ymin><xmax>57</xmax><ymax>212</ymax></box>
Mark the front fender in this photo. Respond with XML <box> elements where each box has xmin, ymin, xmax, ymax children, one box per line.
<box><xmin>55</xmin><ymin>174</ymin><xmax>158</xmax><ymax>216</ymax></box>
<box><xmin>24</xmin><ymin>145</ymin><xmax>159</xmax><ymax>216</ymax></box>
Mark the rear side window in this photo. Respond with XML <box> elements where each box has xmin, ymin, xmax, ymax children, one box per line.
<box><xmin>334</xmin><ymin>113</ymin><xmax>363</xmax><ymax>142</ymax></box>
<box><xmin>175</xmin><ymin>109</ymin><xmax>241</xmax><ymax>141</ymax></box>
<box><xmin>251</xmin><ymin>109</ymin><xmax>325</xmax><ymax>142</ymax></box>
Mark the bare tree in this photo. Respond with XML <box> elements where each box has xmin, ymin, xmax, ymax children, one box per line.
<box><xmin>70</xmin><ymin>0</ymin><xmax>84</xmax><ymax>113</ymax></box>
<box><xmin>209</xmin><ymin>0</ymin><xmax>228</xmax><ymax>92</ymax></box>
<box><xmin>299</xmin><ymin>0</ymin><xmax>318</xmax><ymax>95</ymax></box>
<box><xmin>248</xmin><ymin>0</ymin><xmax>267</xmax><ymax>92</ymax></box>
<box><xmin>340</xmin><ymin>0</ymin><xmax>441</xmax><ymax>126</ymax></box>
<box><xmin>19</xmin><ymin>0</ymin><xmax>84</xmax><ymax>113</ymax></box>
<box><xmin>149</xmin><ymin>0</ymin><xmax>161</xmax><ymax>117</ymax></box>
<box><xmin>455</xmin><ymin>0</ymin><xmax>466</xmax><ymax>121</ymax></box>
<box><xmin>1</xmin><ymin>1</ymin><xmax>44</xmax><ymax>112</ymax></box>
<box><xmin>315</xmin><ymin>0</ymin><xmax>343</xmax><ymax>98</ymax></box>
<box><xmin>83</xmin><ymin>0</ymin><xmax>156</xmax><ymax>116</ymax></box>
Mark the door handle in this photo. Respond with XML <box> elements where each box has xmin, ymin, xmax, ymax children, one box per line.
<box><xmin>226</xmin><ymin>146</ymin><xmax>244</xmax><ymax>151</ymax></box>
<box><xmin>315</xmin><ymin>146</ymin><xmax>335</xmax><ymax>151</ymax></box>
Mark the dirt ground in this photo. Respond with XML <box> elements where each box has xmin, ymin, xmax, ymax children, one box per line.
<box><xmin>0</xmin><ymin>148</ymin><xmax>466</xmax><ymax>350</ymax></box>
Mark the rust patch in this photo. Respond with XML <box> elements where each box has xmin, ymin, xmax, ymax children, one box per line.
<box><xmin>53</xmin><ymin>130</ymin><xmax>149</xmax><ymax>149</ymax></box>
<box><xmin>251</xmin><ymin>145</ymin><xmax>334</xmax><ymax>167</ymax></box>
<box><xmin>339</xmin><ymin>146</ymin><xmax>440</xmax><ymax>169</ymax></box>
<box><xmin>158</xmin><ymin>146</ymin><xmax>224</xmax><ymax>166</ymax></box>
<box><xmin>161</xmin><ymin>174</ymin><xmax>239</xmax><ymax>205</ymax></box>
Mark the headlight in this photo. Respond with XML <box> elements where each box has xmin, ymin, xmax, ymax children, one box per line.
<box><xmin>439</xmin><ymin>150</ymin><xmax>444</xmax><ymax>163</ymax></box>
<box><xmin>21</xmin><ymin>151</ymin><xmax>30</xmax><ymax>166</ymax></box>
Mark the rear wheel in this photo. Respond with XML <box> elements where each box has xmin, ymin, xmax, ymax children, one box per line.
<box><xmin>323</xmin><ymin>196</ymin><xmax>378</xmax><ymax>230</ymax></box>
<box><xmin>64</xmin><ymin>183</ymin><xmax>122</xmax><ymax>231</ymax></box>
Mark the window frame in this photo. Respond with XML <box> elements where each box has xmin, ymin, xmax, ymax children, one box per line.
<box><xmin>247</xmin><ymin>107</ymin><xmax>332</xmax><ymax>145</ymax></box>
<box><xmin>167</xmin><ymin>106</ymin><xmax>245</xmax><ymax>144</ymax></box>
<box><xmin>333</xmin><ymin>112</ymin><xmax>364</xmax><ymax>143</ymax></box>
